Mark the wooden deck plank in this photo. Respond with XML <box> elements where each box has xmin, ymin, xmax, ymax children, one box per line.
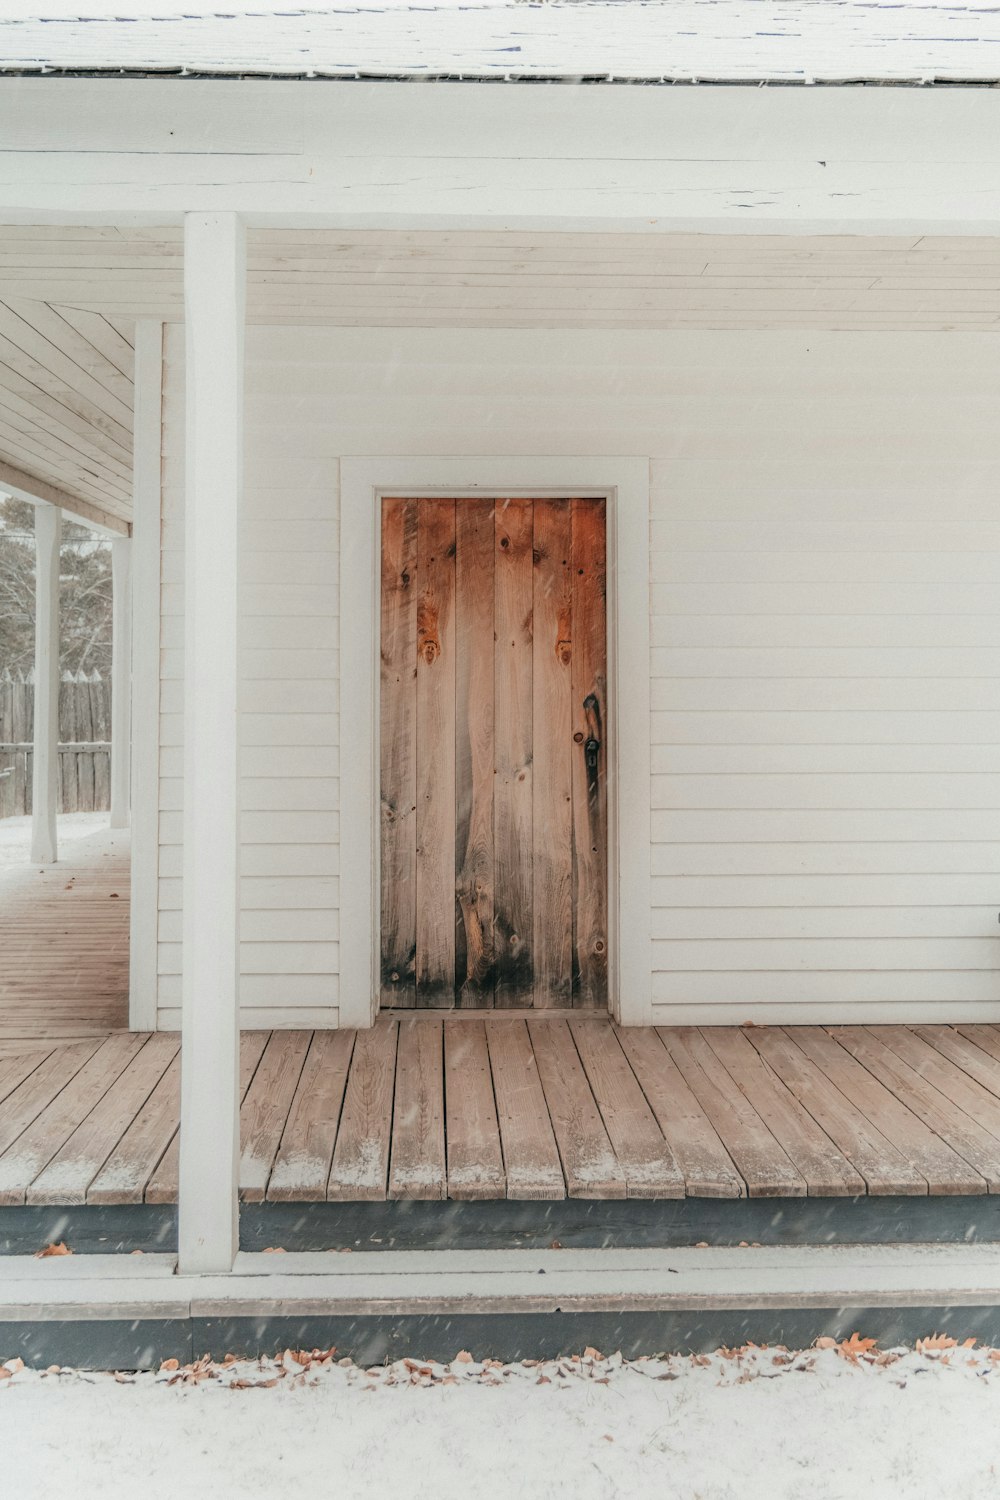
<box><xmin>614</xmin><ymin>1025</ymin><xmax>744</xmax><ymax>1198</ymax></box>
<box><xmin>0</xmin><ymin>1046</ymin><xmax>54</xmax><ymax>1107</ymax></box>
<box><xmin>527</xmin><ymin>1018</ymin><xmax>625</xmax><ymax>1199</ymax></box>
<box><xmin>267</xmin><ymin>1030</ymin><xmax>356</xmax><ymax>1202</ymax></box>
<box><xmin>946</xmin><ymin>1026</ymin><xmax>1000</xmax><ymax>1100</ymax></box>
<box><xmin>658</xmin><ymin>1027</ymin><xmax>805</xmax><ymax>1198</ymax></box>
<box><xmin>0</xmin><ymin>1040</ymin><xmax>101</xmax><ymax>1161</ymax></box>
<box><xmin>389</xmin><ymin>1016</ymin><xmax>446</xmax><ymax>1200</ymax></box>
<box><xmin>0</xmin><ymin>1032</ymin><xmax>146</xmax><ymax>1205</ymax></box>
<box><xmin>0</xmin><ymin>827</ymin><xmax>130</xmax><ymax>1044</ymax></box>
<box><xmin>797</xmin><ymin>1027</ymin><xmax>983</xmax><ymax>1196</ymax></box>
<box><xmin>746</xmin><ymin>1026</ymin><xmax>926</xmax><ymax>1196</ymax></box>
<box><xmin>569</xmin><ymin>1018</ymin><xmax>683</xmax><ymax>1198</ymax></box>
<box><xmin>444</xmin><ymin>1019</ymin><xmax>505</xmax><ymax>1199</ymax></box>
<box><xmin>145</xmin><ymin>1031</ymin><xmax>268</xmax><ymax>1206</ymax></box>
<box><xmin>887</xmin><ymin>1026</ymin><xmax>1000</xmax><ymax>1139</ymax></box>
<box><xmin>328</xmin><ymin>1018</ymin><xmax>398</xmax><ymax>1202</ymax></box>
<box><xmin>87</xmin><ymin>1051</ymin><xmax>180</xmax><ymax>1205</ymax></box>
<box><xmin>26</xmin><ymin>1033</ymin><xmax>177</xmax><ymax>1205</ymax></box>
<box><xmin>485</xmin><ymin>1017</ymin><xmax>564</xmax><ymax>1200</ymax></box>
<box><xmin>831</xmin><ymin>1026</ymin><xmax>1000</xmax><ymax>1192</ymax></box>
<box><xmin>239</xmin><ymin>1031</ymin><xmax>312</xmax><ymax>1203</ymax></box>
<box><xmin>701</xmin><ymin>1028</ymin><xmax>865</xmax><ymax>1198</ymax></box>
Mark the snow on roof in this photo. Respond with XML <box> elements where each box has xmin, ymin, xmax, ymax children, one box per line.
<box><xmin>0</xmin><ymin>1</ymin><xmax>999</xmax><ymax>84</ymax></box>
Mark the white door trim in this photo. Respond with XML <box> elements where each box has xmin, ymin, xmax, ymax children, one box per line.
<box><xmin>339</xmin><ymin>456</ymin><xmax>652</xmax><ymax>1028</ymax></box>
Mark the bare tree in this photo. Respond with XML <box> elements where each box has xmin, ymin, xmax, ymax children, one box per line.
<box><xmin>0</xmin><ymin>495</ymin><xmax>112</xmax><ymax>675</ymax></box>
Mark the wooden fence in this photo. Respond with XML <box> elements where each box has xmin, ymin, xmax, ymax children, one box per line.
<box><xmin>0</xmin><ymin>670</ymin><xmax>111</xmax><ymax>818</ymax></box>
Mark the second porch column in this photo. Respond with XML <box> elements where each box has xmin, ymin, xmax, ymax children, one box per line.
<box><xmin>30</xmin><ymin>503</ymin><xmax>60</xmax><ymax>864</ymax></box>
<box><xmin>178</xmin><ymin>212</ymin><xmax>246</xmax><ymax>1274</ymax></box>
<box><xmin>109</xmin><ymin>536</ymin><xmax>131</xmax><ymax>829</ymax></box>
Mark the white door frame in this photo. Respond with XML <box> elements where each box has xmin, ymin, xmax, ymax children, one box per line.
<box><xmin>340</xmin><ymin>456</ymin><xmax>652</xmax><ymax>1028</ymax></box>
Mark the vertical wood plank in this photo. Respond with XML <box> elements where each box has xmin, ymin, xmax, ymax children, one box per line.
<box><xmin>571</xmin><ymin>498</ymin><xmax>608</xmax><ymax>1008</ymax></box>
<box><xmin>415</xmin><ymin>499</ymin><xmax>457</xmax><ymax>1006</ymax></box>
<box><xmin>532</xmin><ymin>499</ymin><xmax>573</xmax><ymax>1007</ymax></box>
<box><xmin>389</xmin><ymin>1015</ymin><xmax>446</xmax><ymax>1199</ymax></box>
<box><xmin>328</xmin><ymin>1017</ymin><xmax>398</xmax><ymax>1201</ymax></box>
<box><xmin>494</xmin><ymin>497</ymin><xmax>534</xmax><ymax>1007</ymax></box>
<box><xmin>485</xmin><ymin>1017</ymin><xmax>564</xmax><ymax>1199</ymax></box>
<box><xmin>455</xmin><ymin>498</ymin><xmax>496</xmax><ymax>1007</ymax></box>
<box><xmin>379</xmin><ymin>496</ymin><xmax>418</xmax><ymax>1007</ymax></box>
<box><xmin>444</xmin><ymin>1019</ymin><xmax>506</xmax><ymax>1198</ymax></box>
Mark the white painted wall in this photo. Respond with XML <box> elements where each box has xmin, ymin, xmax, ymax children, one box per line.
<box><xmin>158</xmin><ymin>323</ymin><xmax>1000</xmax><ymax>1027</ymax></box>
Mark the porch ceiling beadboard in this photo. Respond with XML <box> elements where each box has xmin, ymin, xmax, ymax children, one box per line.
<box><xmin>0</xmin><ymin>1</ymin><xmax>998</xmax><ymax>83</ymax></box>
<box><xmin>152</xmin><ymin>321</ymin><xmax>1000</xmax><ymax>1028</ymax></box>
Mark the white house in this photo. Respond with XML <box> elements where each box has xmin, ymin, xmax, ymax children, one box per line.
<box><xmin>1</xmin><ymin>1</ymin><xmax>1000</xmax><ymax>1361</ymax></box>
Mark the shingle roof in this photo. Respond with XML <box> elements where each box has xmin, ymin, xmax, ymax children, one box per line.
<box><xmin>1</xmin><ymin>1</ymin><xmax>999</xmax><ymax>84</ymax></box>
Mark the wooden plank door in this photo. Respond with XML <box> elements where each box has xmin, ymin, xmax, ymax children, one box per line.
<box><xmin>380</xmin><ymin>496</ymin><xmax>607</xmax><ymax>1010</ymax></box>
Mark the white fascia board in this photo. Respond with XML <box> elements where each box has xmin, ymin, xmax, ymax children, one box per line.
<box><xmin>0</xmin><ymin>80</ymin><xmax>996</xmax><ymax>235</ymax></box>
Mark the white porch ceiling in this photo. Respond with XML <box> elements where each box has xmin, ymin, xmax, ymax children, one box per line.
<box><xmin>0</xmin><ymin>224</ymin><xmax>997</xmax><ymax>529</ymax></box>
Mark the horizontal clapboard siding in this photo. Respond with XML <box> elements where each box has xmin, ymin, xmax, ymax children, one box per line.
<box><xmin>157</xmin><ymin>323</ymin><xmax>339</xmax><ymax>1026</ymax></box>
<box><xmin>158</xmin><ymin>323</ymin><xmax>1000</xmax><ymax>1025</ymax></box>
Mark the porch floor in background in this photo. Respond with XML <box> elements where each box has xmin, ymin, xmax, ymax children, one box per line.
<box><xmin>0</xmin><ymin>821</ymin><xmax>129</xmax><ymax>1050</ymax></box>
<box><xmin>4</xmin><ymin>1015</ymin><xmax>1000</xmax><ymax>1207</ymax></box>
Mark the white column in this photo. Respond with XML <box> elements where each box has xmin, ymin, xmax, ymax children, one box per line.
<box><xmin>128</xmin><ymin>320</ymin><xmax>164</xmax><ymax>1032</ymax></box>
<box><xmin>109</xmin><ymin>537</ymin><xmax>132</xmax><ymax>830</ymax></box>
<box><xmin>178</xmin><ymin>213</ymin><xmax>245</xmax><ymax>1274</ymax></box>
<box><xmin>30</xmin><ymin>504</ymin><xmax>60</xmax><ymax>864</ymax></box>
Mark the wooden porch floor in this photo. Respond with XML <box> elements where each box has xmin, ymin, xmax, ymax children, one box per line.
<box><xmin>0</xmin><ymin>823</ymin><xmax>130</xmax><ymax>1051</ymax></box>
<box><xmin>4</xmin><ymin>1015</ymin><xmax>1000</xmax><ymax>1207</ymax></box>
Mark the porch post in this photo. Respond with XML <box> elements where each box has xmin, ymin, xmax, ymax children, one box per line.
<box><xmin>30</xmin><ymin>503</ymin><xmax>60</xmax><ymax>864</ymax></box>
<box><xmin>178</xmin><ymin>212</ymin><xmax>245</xmax><ymax>1274</ymax></box>
<box><xmin>109</xmin><ymin>536</ymin><xmax>131</xmax><ymax>829</ymax></box>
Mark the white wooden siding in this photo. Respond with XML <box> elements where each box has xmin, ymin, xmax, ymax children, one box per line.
<box><xmin>158</xmin><ymin>322</ymin><xmax>1000</xmax><ymax>1025</ymax></box>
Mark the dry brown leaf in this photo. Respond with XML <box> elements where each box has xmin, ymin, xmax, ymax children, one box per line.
<box><xmin>262</xmin><ymin>1246</ymin><xmax>286</xmax><ymax>1254</ymax></box>
<box><xmin>837</xmin><ymin>1333</ymin><xmax>878</xmax><ymax>1364</ymax></box>
<box><xmin>814</xmin><ymin>1336</ymin><xmax>838</xmax><ymax>1350</ymax></box>
<box><xmin>35</xmin><ymin>1241</ymin><xmax>71</xmax><ymax>1258</ymax></box>
<box><xmin>159</xmin><ymin>1358</ymin><xmax>180</xmax><ymax>1372</ymax></box>
<box><xmin>917</xmin><ymin>1333</ymin><xmax>957</xmax><ymax>1353</ymax></box>
<box><xmin>0</xmin><ymin>1367</ymin><xmax>12</xmax><ymax>1381</ymax></box>
<box><xmin>549</xmin><ymin>1239</ymin><xmax>563</xmax><ymax>1250</ymax></box>
<box><xmin>583</xmin><ymin>1347</ymin><xmax>604</xmax><ymax>1362</ymax></box>
<box><xmin>454</xmin><ymin>1350</ymin><xmax>473</xmax><ymax>1364</ymax></box>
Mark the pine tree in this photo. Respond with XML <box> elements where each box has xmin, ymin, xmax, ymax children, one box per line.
<box><xmin>0</xmin><ymin>495</ymin><xmax>112</xmax><ymax>675</ymax></box>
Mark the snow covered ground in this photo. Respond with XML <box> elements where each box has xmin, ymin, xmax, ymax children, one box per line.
<box><xmin>0</xmin><ymin>810</ymin><xmax>109</xmax><ymax>869</ymax></box>
<box><xmin>3</xmin><ymin>1341</ymin><xmax>1000</xmax><ymax>1498</ymax></box>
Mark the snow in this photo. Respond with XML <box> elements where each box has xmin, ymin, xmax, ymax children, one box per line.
<box><xmin>0</xmin><ymin>811</ymin><xmax>110</xmax><ymax>871</ymax></box>
<box><xmin>0</xmin><ymin>1</ymin><xmax>998</xmax><ymax>83</ymax></box>
<box><xmin>4</xmin><ymin>1342</ymin><xmax>1000</xmax><ymax>1498</ymax></box>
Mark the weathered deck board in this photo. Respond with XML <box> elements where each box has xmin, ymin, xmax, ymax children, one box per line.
<box><xmin>486</xmin><ymin>1017</ymin><xmax>564</xmax><ymax>1200</ymax></box>
<box><xmin>0</xmin><ymin>826</ymin><xmax>130</xmax><ymax>1043</ymax></box>
<box><xmin>267</xmin><ymin>1029</ymin><xmax>356</xmax><ymax>1202</ymax></box>
<box><xmin>0</xmin><ymin>1032</ymin><xmax>145</xmax><ymax>1205</ymax></box>
<box><xmin>87</xmin><ymin>1051</ymin><xmax>180</xmax><ymax>1205</ymax></box>
<box><xmin>239</xmin><ymin>1030</ymin><xmax>312</xmax><ymax>1203</ymax></box>
<box><xmin>327</xmin><ymin>1018</ymin><xmax>398</xmax><ymax>1201</ymax></box>
<box><xmin>6</xmin><ymin>1016</ymin><xmax>1000</xmax><ymax>1207</ymax></box>
<box><xmin>444</xmin><ymin>1019</ymin><xmax>505</xmax><ymax>1199</ymax></box>
<box><xmin>389</xmin><ymin>1015</ymin><xmax>446</xmax><ymax>1200</ymax></box>
<box><xmin>26</xmin><ymin>1033</ymin><xmax>177</xmax><ymax>1205</ymax></box>
<box><xmin>746</xmin><ymin>1026</ymin><xmax>926</xmax><ymax>1196</ymax></box>
<box><xmin>702</xmin><ymin>1027</ymin><xmax>865</xmax><ymax>1198</ymax></box>
<box><xmin>569</xmin><ymin>1018</ymin><xmax>683</xmax><ymax>1198</ymax></box>
<box><xmin>528</xmin><ymin>1018</ymin><xmax>625</xmax><ymax>1199</ymax></box>
<box><xmin>797</xmin><ymin>1026</ymin><xmax>983</xmax><ymax>1196</ymax></box>
<box><xmin>660</xmin><ymin>1027</ymin><xmax>805</xmax><ymax>1198</ymax></box>
<box><xmin>615</xmin><ymin>1025</ymin><xmax>744</xmax><ymax>1198</ymax></box>
<box><xmin>829</xmin><ymin>1027</ymin><xmax>996</xmax><ymax>1193</ymax></box>
<box><xmin>145</xmin><ymin>1030</ymin><xmax>268</xmax><ymax>1206</ymax></box>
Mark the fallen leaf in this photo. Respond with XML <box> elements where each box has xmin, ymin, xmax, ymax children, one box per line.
<box><xmin>583</xmin><ymin>1346</ymin><xmax>604</xmax><ymax>1362</ymax></box>
<box><xmin>837</xmin><ymin>1333</ymin><xmax>878</xmax><ymax>1364</ymax></box>
<box><xmin>262</xmin><ymin>1246</ymin><xmax>286</xmax><ymax>1254</ymax></box>
<box><xmin>815</xmin><ymin>1337</ymin><xmax>838</xmax><ymax>1350</ymax></box>
<box><xmin>0</xmin><ymin>1368</ymin><xmax>12</xmax><ymax>1381</ymax></box>
<box><xmin>35</xmin><ymin>1241</ymin><xmax>71</xmax><ymax>1258</ymax></box>
<box><xmin>160</xmin><ymin>1358</ymin><xmax>180</xmax><ymax>1372</ymax></box>
<box><xmin>454</xmin><ymin>1350</ymin><xmax>473</xmax><ymax>1364</ymax></box>
<box><xmin>549</xmin><ymin>1239</ymin><xmax>563</xmax><ymax>1250</ymax></box>
<box><xmin>917</xmin><ymin>1333</ymin><xmax>957</xmax><ymax>1353</ymax></box>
